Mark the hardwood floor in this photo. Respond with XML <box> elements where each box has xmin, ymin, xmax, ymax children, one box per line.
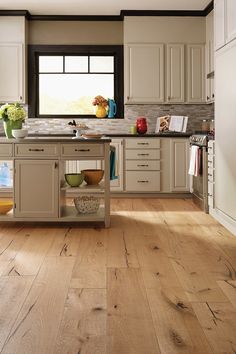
<box><xmin>0</xmin><ymin>198</ymin><xmax>236</xmax><ymax>353</ymax></box>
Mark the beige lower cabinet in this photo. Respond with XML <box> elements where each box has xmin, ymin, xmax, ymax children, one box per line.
<box><xmin>14</xmin><ymin>159</ymin><xmax>59</xmax><ymax>218</ymax></box>
<box><xmin>170</xmin><ymin>139</ymin><xmax>190</xmax><ymax>192</ymax></box>
<box><xmin>125</xmin><ymin>138</ymin><xmax>161</xmax><ymax>192</ymax></box>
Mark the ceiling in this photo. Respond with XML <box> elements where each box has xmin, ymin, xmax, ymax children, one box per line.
<box><xmin>0</xmin><ymin>0</ymin><xmax>210</xmax><ymax>16</ymax></box>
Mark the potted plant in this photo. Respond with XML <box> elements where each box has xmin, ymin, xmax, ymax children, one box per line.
<box><xmin>0</xmin><ymin>103</ymin><xmax>26</xmax><ymax>138</ymax></box>
<box><xmin>92</xmin><ymin>95</ymin><xmax>108</xmax><ymax>118</ymax></box>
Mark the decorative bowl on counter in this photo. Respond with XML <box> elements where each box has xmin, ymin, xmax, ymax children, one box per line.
<box><xmin>74</xmin><ymin>196</ymin><xmax>100</xmax><ymax>214</ymax></box>
<box><xmin>0</xmin><ymin>200</ymin><xmax>13</xmax><ymax>214</ymax></box>
<box><xmin>65</xmin><ymin>173</ymin><xmax>84</xmax><ymax>187</ymax></box>
<box><xmin>82</xmin><ymin>169</ymin><xmax>104</xmax><ymax>185</ymax></box>
<box><xmin>12</xmin><ymin>129</ymin><xmax>28</xmax><ymax>139</ymax></box>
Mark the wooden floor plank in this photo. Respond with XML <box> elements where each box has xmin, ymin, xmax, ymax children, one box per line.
<box><xmin>107</xmin><ymin>268</ymin><xmax>161</xmax><ymax>354</ymax></box>
<box><xmin>147</xmin><ymin>287</ymin><xmax>213</xmax><ymax>354</ymax></box>
<box><xmin>193</xmin><ymin>301</ymin><xmax>236</xmax><ymax>353</ymax></box>
<box><xmin>217</xmin><ymin>280</ymin><xmax>236</xmax><ymax>308</ymax></box>
<box><xmin>1</xmin><ymin>257</ymin><xmax>75</xmax><ymax>354</ymax></box>
<box><xmin>47</xmin><ymin>227</ymin><xmax>82</xmax><ymax>257</ymax></box>
<box><xmin>2</xmin><ymin>228</ymin><xmax>56</xmax><ymax>276</ymax></box>
<box><xmin>54</xmin><ymin>288</ymin><xmax>106</xmax><ymax>354</ymax></box>
<box><xmin>0</xmin><ymin>276</ymin><xmax>34</xmax><ymax>352</ymax></box>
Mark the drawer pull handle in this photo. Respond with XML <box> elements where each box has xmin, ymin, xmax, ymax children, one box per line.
<box><xmin>137</xmin><ymin>180</ymin><xmax>149</xmax><ymax>183</ymax></box>
<box><xmin>208</xmin><ymin>193</ymin><xmax>213</xmax><ymax>197</ymax></box>
<box><xmin>137</xmin><ymin>142</ymin><xmax>149</xmax><ymax>145</ymax></box>
<box><xmin>137</xmin><ymin>153</ymin><xmax>149</xmax><ymax>156</ymax></box>
<box><xmin>75</xmin><ymin>149</ymin><xmax>90</xmax><ymax>152</ymax></box>
<box><xmin>208</xmin><ymin>173</ymin><xmax>213</xmax><ymax>177</ymax></box>
<box><xmin>29</xmin><ymin>148</ymin><xmax>44</xmax><ymax>152</ymax></box>
<box><xmin>137</xmin><ymin>164</ymin><xmax>149</xmax><ymax>167</ymax></box>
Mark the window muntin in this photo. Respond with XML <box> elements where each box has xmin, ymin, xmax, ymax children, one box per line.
<box><xmin>38</xmin><ymin>54</ymin><xmax>115</xmax><ymax>116</ymax></box>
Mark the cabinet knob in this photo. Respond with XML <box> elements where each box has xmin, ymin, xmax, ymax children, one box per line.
<box><xmin>207</xmin><ymin>96</ymin><xmax>210</xmax><ymax>100</ymax></box>
<box><xmin>19</xmin><ymin>95</ymin><xmax>22</xmax><ymax>100</ymax></box>
<box><xmin>168</xmin><ymin>96</ymin><xmax>171</xmax><ymax>100</ymax></box>
<box><xmin>212</xmin><ymin>94</ymin><xmax>215</xmax><ymax>98</ymax></box>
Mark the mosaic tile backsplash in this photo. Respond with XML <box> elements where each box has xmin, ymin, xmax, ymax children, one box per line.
<box><xmin>0</xmin><ymin>104</ymin><xmax>214</xmax><ymax>135</ymax></box>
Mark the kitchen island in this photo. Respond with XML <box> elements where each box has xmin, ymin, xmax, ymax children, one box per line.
<box><xmin>0</xmin><ymin>137</ymin><xmax>111</xmax><ymax>227</ymax></box>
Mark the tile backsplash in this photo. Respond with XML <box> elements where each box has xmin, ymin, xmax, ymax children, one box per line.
<box><xmin>0</xmin><ymin>104</ymin><xmax>214</xmax><ymax>135</ymax></box>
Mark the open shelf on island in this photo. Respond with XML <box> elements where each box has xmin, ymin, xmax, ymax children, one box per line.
<box><xmin>60</xmin><ymin>205</ymin><xmax>105</xmax><ymax>221</ymax></box>
<box><xmin>61</xmin><ymin>182</ymin><xmax>105</xmax><ymax>194</ymax></box>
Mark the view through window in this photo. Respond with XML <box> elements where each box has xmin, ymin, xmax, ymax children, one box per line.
<box><xmin>38</xmin><ymin>55</ymin><xmax>115</xmax><ymax>115</ymax></box>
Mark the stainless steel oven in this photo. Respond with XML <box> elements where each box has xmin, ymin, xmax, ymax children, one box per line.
<box><xmin>189</xmin><ymin>135</ymin><xmax>209</xmax><ymax>213</ymax></box>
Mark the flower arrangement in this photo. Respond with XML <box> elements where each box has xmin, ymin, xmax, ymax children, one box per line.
<box><xmin>0</xmin><ymin>103</ymin><xmax>26</xmax><ymax>122</ymax></box>
<box><xmin>92</xmin><ymin>95</ymin><xmax>108</xmax><ymax>107</ymax></box>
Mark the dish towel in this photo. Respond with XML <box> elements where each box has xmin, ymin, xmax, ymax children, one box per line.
<box><xmin>188</xmin><ymin>145</ymin><xmax>201</xmax><ymax>176</ymax></box>
<box><xmin>110</xmin><ymin>146</ymin><xmax>118</xmax><ymax>180</ymax></box>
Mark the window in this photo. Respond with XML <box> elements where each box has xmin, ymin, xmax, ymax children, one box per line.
<box><xmin>28</xmin><ymin>45</ymin><xmax>124</xmax><ymax>118</ymax></box>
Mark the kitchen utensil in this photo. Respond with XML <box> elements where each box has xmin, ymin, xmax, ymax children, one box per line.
<box><xmin>108</xmin><ymin>99</ymin><xmax>117</xmax><ymax>118</ymax></box>
<box><xmin>82</xmin><ymin>169</ymin><xmax>104</xmax><ymax>185</ymax></box>
<box><xmin>65</xmin><ymin>173</ymin><xmax>84</xmax><ymax>187</ymax></box>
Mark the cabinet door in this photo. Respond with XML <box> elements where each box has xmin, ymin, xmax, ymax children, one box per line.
<box><xmin>170</xmin><ymin>139</ymin><xmax>190</xmax><ymax>192</ymax></box>
<box><xmin>187</xmin><ymin>44</ymin><xmax>205</xmax><ymax>103</ymax></box>
<box><xmin>215</xmin><ymin>0</ymin><xmax>226</xmax><ymax>50</ymax></box>
<box><xmin>125</xmin><ymin>44</ymin><xmax>164</xmax><ymax>103</ymax></box>
<box><xmin>166</xmin><ymin>44</ymin><xmax>185</xmax><ymax>103</ymax></box>
<box><xmin>226</xmin><ymin>0</ymin><xmax>236</xmax><ymax>44</ymax></box>
<box><xmin>14</xmin><ymin>160</ymin><xmax>59</xmax><ymax>218</ymax></box>
<box><xmin>0</xmin><ymin>43</ymin><xmax>24</xmax><ymax>103</ymax></box>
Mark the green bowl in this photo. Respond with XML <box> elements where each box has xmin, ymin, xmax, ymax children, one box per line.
<box><xmin>65</xmin><ymin>173</ymin><xmax>84</xmax><ymax>187</ymax></box>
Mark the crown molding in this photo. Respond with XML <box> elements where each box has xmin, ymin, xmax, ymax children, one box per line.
<box><xmin>0</xmin><ymin>2</ymin><xmax>214</xmax><ymax>21</ymax></box>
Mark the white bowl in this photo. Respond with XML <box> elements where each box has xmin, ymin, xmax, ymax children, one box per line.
<box><xmin>74</xmin><ymin>196</ymin><xmax>100</xmax><ymax>214</ymax></box>
<box><xmin>12</xmin><ymin>129</ymin><xmax>28</xmax><ymax>139</ymax></box>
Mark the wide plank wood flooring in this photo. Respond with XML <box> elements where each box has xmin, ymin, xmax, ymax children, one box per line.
<box><xmin>0</xmin><ymin>198</ymin><xmax>236</xmax><ymax>353</ymax></box>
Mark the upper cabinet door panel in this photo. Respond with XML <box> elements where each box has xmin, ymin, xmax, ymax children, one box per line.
<box><xmin>215</xmin><ymin>0</ymin><xmax>226</xmax><ymax>50</ymax></box>
<box><xmin>166</xmin><ymin>44</ymin><xmax>185</xmax><ymax>103</ymax></box>
<box><xmin>187</xmin><ymin>44</ymin><xmax>205</xmax><ymax>103</ymax></box>
<box><xmin>125</xmin><ymin>44</ymin><xmax>164</xmax><ymax>103</ymax></box>
<box><xmin>226</xmin><ymin>0</ymin><xmax>236</xmax><ymax>44</ymax></box>
<box><xmin>0</xmin><ymin>43</ymin><xmax>24</xmax><ymax>103</ymax></box>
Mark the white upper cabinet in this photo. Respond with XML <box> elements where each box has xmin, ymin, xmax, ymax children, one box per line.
<box><xmin>215</xmin><ymin>0</ymin><xmax>226</xmax><ymax>50</ymax></box>
<box><xmin>0</xmin><ymin>17</ymin><xmax>27</xmax><ymax>104</ymax></box>
<box><xmin>206</xmin><ymin>11</ymin><xmax>214</xmax><ymax>103</ymax></box>
<box><xmin>215</xmin><ymin>0</ymin><xmax>236</xmax><ymax>51</ymax></box>
<box><xmin>225</xmin><ymin>0</ymin><xmax>236</xmax><ymax>44</ymax></box>
<box><xmin>187</xmin><ymin>44</ymin><xmax>205</xmax><ymax>103</ymax></box>
<box><xmin>125</xmin><ymin>44</ymin><xmax>164</xmax><ymax>104</ymax></box>
<box><xmin>0</xmin><ymin>43</ymin><xmax>24</xmax><ymax>103</ymax></box>
<box><xmin>166</xmin><ymin>44</ymin><xmax>185</xmax><ymax>103</ymax></box>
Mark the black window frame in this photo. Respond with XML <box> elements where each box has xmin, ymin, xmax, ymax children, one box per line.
<box><xmin>28</xmin><ymin>45</ymin><xmax>124</xmax><ymax>118</ymax></box>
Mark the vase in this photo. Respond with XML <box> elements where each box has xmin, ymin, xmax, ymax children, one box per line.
<box><xmin>95</xmin><ymin>105</ymin><xmax>107</xmax><ymax>118</ymax></box>
<box><xmin>3</xmin><ymin>120</ymin><xmax>22</xmax><ymax>139</ymax></box>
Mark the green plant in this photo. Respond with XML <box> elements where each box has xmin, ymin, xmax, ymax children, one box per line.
<box><xmin>0</xmin><ymin>103</ymin><xmax>26</xmax><ymax>122</ymax></box>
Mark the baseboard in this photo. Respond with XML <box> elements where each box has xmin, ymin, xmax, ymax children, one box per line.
<box><xmin>209</xmin><ymin>207</ymin><xmax>236</xmax><ymax>237</ymax></box>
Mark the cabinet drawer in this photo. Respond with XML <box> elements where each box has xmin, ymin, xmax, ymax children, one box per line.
<box><xmin>126</xmin><ymin>160</ymin><xmax>160</xmax><ymax>171</ymax></box>
<box><xmin>61</xmin><ymin>144</ymin><xmax>104</xmax><ymax>157</ymax></box>
<box><xmin>0</xmin><ymin>144</ymin><xmax>12</xmax><ymax>157</ymax></box>
<box><xmin>208</xmin><ymin>167</ymin><xmax>215</xmax><ymax>183</ymax></box>
<box><xmin>126</xmin><ymin>149</ymin><xmax>160</xmax><ymax>160</ymax></box>
<box><xmin>126</xmin><ymin>171</ymin><xmax>160</xmax><ymax>191</ymax></box>
<box><xmin>126</xmin><ymin>138</ymin><xmax>160</xmax><ymax>149</ymax></box>
<box><xmin>15</xmin><ymin>144</ymin><xmax>59</xmax><ymax>157</ymax></box>
<box><xmin>208</xmin><ymin>140</ymin><xmax>215</xmax><ymax>153</ymax></box>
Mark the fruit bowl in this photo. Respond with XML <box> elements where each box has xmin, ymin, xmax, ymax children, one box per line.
<box><xmin>82</xmin><ymin>169</ymin><xmax>104</xmax><ymax>185</ymax></box>
<box><xmin>65</xmin><ymin>173</ymin><xmax>84</xmax><ymax>187</ymax></box>
<box><xmin>0</xmin><ymin>200</ymin><xmax>13</xmax><ymax>214</ymax></box>
<box><xmin>74</xmin><ymin>196</ymin><xmax>100</xmax><ymax>214</ymax></box>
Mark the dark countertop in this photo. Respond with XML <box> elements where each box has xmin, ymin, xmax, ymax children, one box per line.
<box><xmin>0</xmin><ymin>137</ymin><xmax>112</xmax><ymax>143</ymax></box>
<box><xmin>0</xmin><ymin>132</ymin><xmax>192</xmax><ymax>139</ymax></box>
